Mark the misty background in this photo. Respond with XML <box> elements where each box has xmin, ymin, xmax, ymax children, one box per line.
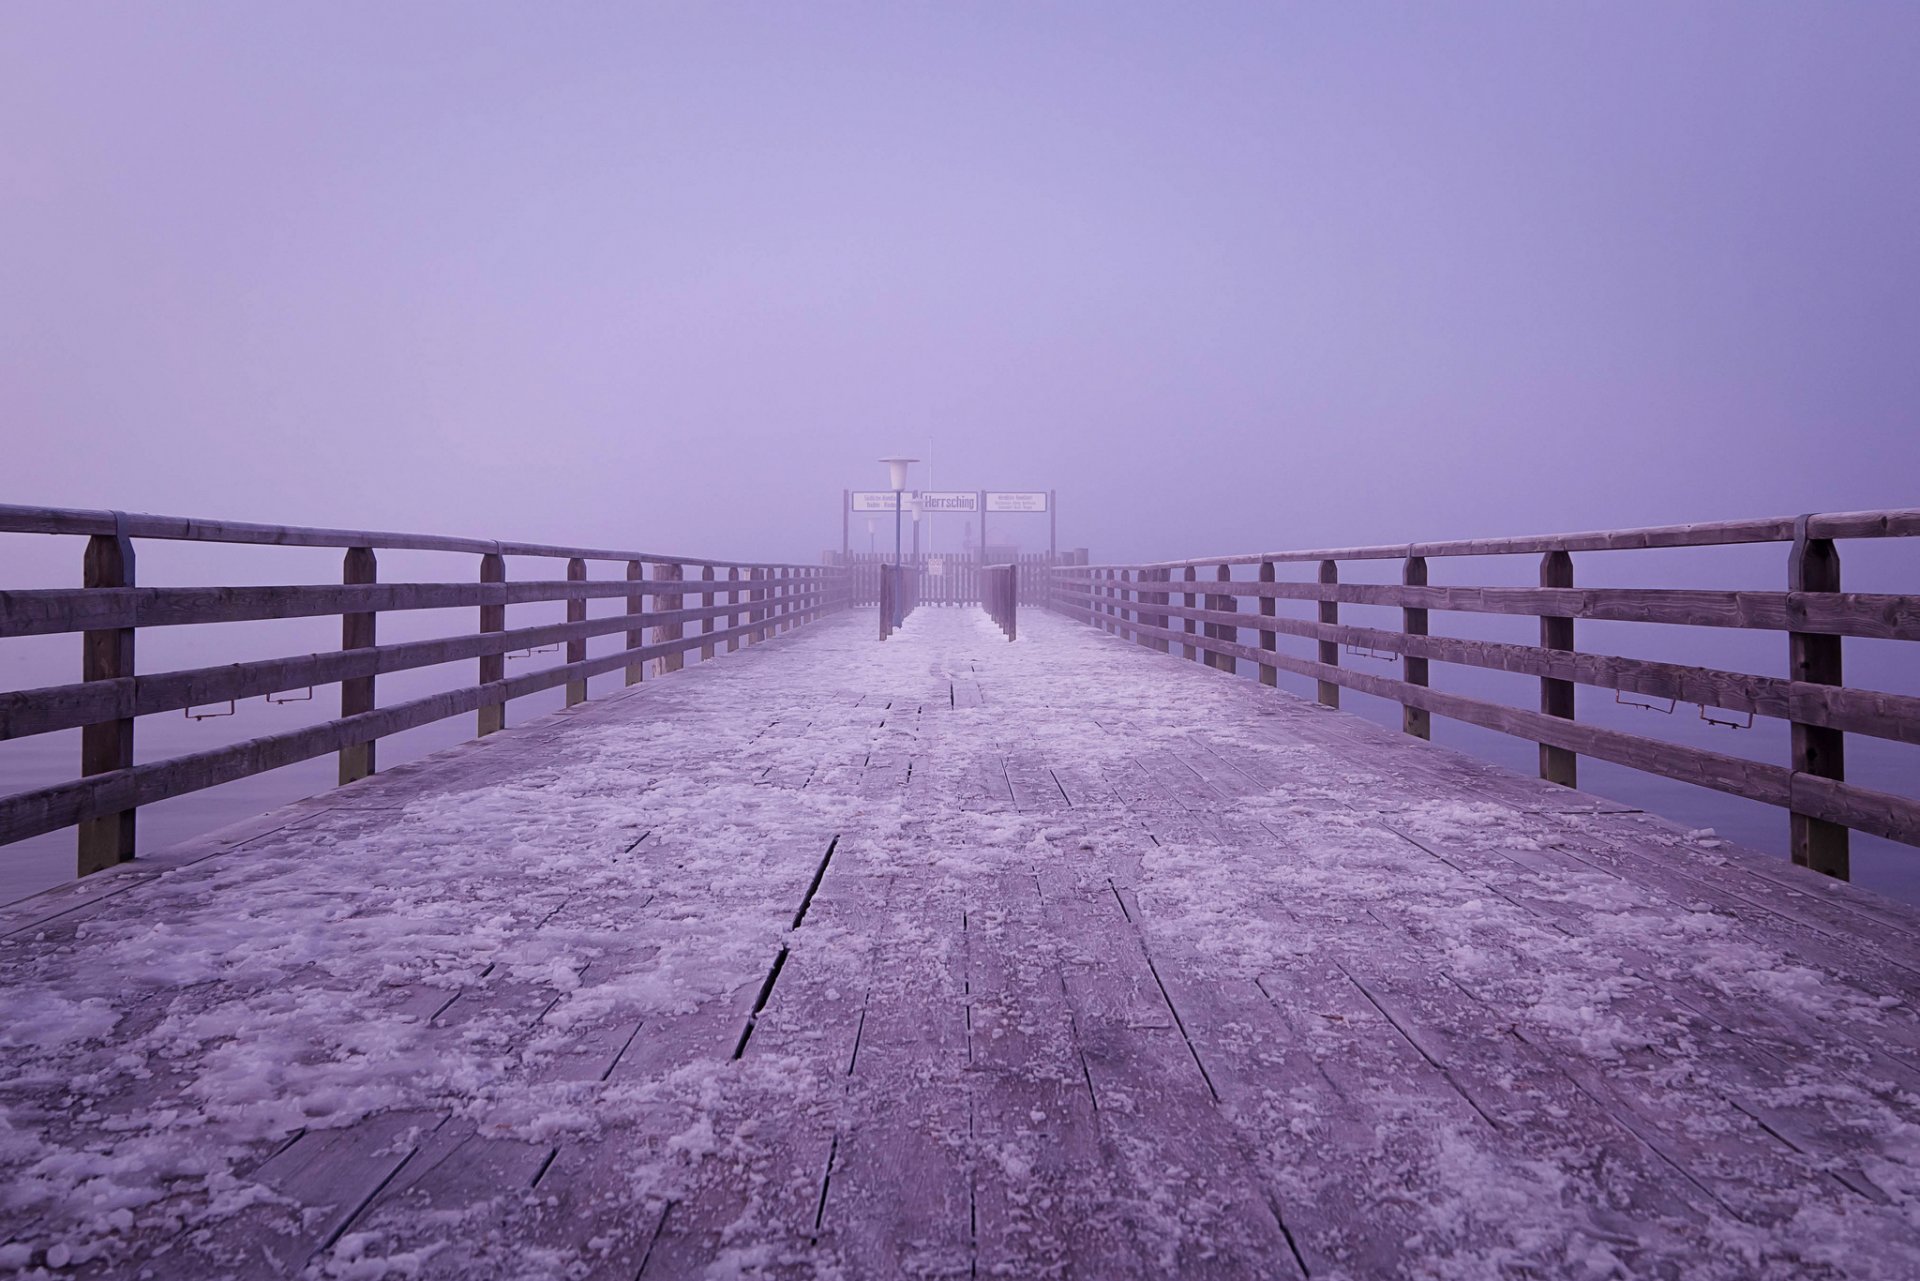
<box><xmin>3</xmin><ymin>4</ymin><xmax>1917</xmax><ymax>902</ymax></box>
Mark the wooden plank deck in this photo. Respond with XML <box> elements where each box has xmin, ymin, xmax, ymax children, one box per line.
<box><xmin>3</xmin><ymin>607</ymin><xmax>1919</xmax><ymax>1279</ymax></box>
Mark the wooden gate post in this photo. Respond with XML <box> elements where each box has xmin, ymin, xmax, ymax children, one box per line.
<box><xmin>478</xmin><ymin>551</ymin><xmax>507</xmax><ymax>735</ymax></box>
<box><xmin>1402</xmin><ymin>554</ymin><xmax>1431</xmax><ymax>740</ymax></box>
<box><xmin>1257</xmin><ymin>561</ymin><xmax>1277</xmax><ymax>686</ymax></box>
<box><xmin>1789</xmin><ymin>520</ymin><xmax>1848</xmax><ymax>878</ymax></box>
<box><xmin>1316</xmin><ymin>560</ymin><xmax>1340</xmax><ymax>708</ymax></box>
<box><xmin>727</xmin><ymin>567</ymin><xmax>742</xmax><ymax>652</ymax></box>
<box><xmin>78</xmin><ymin>524</ymin><xmax>136</xmax><ymax>876</ymax></box>
<box><xmin>1539</xmin><ymin>550</ymin><xmax>1576</xmax><ymax>786</ymax></box>
<box><xmin>654</xmin><ymin>562</ymin><xmax>684</xmax><ymax>675</ymax></box>
<box><xmin>625</xmin><ymin>560</ymin><xmax>646</xmax><ymax>685</ymax></box>
<box><xmin>339</xmin><ymin>546</ymin><xmax>378</xmax><ymax>783</ymax></box>
<box><xmin>566</xmin><ymin>557</ymin><xmax>588</xmax><ymax>706</ymax></box>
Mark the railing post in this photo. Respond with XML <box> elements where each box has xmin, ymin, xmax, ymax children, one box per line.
<box><xmin>566</xmin><ymin>557</ymin><xmax>588</xmax><ymax>706</ymax></box>
<box><xmin>1539</xmin><ymin>550</ymin><xmax>1576</xmax><ymax>786</ymax></box>
<box><xmin>78</xmin><ymin>525</ymin><xmax>136</xmax><ymax>876</ymax></box>
<box><xmin>478</xmin><ymin>551</ymin><xmax>506</xmax><ymax>736</ymax></box>
<box><xmin>625</xmin><ymin>559</ymin><xmax>646</xmax><ymax>684</ymax></box>
<box><xmin>701</xmin><ymin>566</ymin><xmax>717</xmax><ymax>660</ymax></box>
<box><xmin>1182</xmin><ymin>566</ymin><xmax>1197</xmax><ymax>660</ymax></box>
<box><xmin>1257</xmin><ymin>560</ymin><xmax>1277</xmax><ymax>686</ymax></box>
<box><xmin>1403</xmin><ymin>555</ymin><xmax>1431</xmax><ymax>740</ymax></box>
<box><xmin>1212</xmin><ymin>563</ymin><xmax>1236</xmax><ymax>672</ymax></box>
<box><xmin>727</xmin><ymin>567</ymin><xmax>742</xmax><ymax>652</ymax></box>
<box><xmin>1317</xmin><ymin>559</ymin><xmax>1340</xmax><ymax>708</ymax></box>
<box><xmin>1789</xmin><ymin>520</ymin><xmax>1848</xmax><ymax>878</ymax></box>
<box><xmin>654</xmin><ymin>562</ymin><xmax>685</xmax><ymax>675</ymax></box>
<box><xmin>339</xmin><ymin>546</ymin><xmax>377</xmax><ymax>784</ymax></box>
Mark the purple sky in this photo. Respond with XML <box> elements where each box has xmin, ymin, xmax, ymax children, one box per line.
<box><xmin>3</xmin><ymin>3</ymin><xmax>1916</xmax><ymax>562</ymax></box>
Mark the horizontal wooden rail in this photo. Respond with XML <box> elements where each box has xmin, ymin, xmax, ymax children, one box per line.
<box><xmin>0</xmin><ymin>503</ymin><xmax>823</xmax><ymax>570</ymax></box>
<box><xmin>1049</xmin><ymin>509</ymin><xmax>1920</xmax><ymax>879</ymax></box>
<box><xmin>1071</xmin><ymin>507</ymin><xmax>1920</xmax><ymax>571</ymax></box>
<box><xmin>1</xmin><ymin>504</ymin><xmax>852</xmax><ymax>876</ymax></box>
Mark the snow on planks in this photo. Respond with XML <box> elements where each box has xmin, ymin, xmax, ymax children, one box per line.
<box><xmin>2</xmin><ymin>608</ymin><xmax>1919</xmax><ymax>1279</ymax></box>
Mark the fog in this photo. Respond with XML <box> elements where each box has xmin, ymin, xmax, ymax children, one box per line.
<box><xmin>5</xmin><ymin>3</ymin><xmax>1916</xmax><ymax>561</ymax></box>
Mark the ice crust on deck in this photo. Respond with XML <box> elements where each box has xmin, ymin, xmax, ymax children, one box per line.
<box><xmin>2</xmin><ymin>609</ymin><xmax>1919</xmax><ymax>1279</ymax></box>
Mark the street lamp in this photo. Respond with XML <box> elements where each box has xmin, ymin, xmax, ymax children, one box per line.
<box><xmin>878</xmin><ymin>456</ymin><xmax>919</xmax><ymax>629</ymax></box>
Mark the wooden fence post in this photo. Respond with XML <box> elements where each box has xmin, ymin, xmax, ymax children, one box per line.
<box><xmin>566</xmin><ymin>557</ymin><xmax>588</xmax><ymax>706</ymax></box>
<box><xmin>339</xmin><ymin>546</ymin><xmax>377</xmax><ymax>783</ymax></box>
<box><xmin>478</xmin><ymin>551</ymin><xmax>506</xmax><ymax>735</ymax></box>
<box><xmin>1317</xmin><ymin>560</ymin><xmax>1340</xmax><ymax>708</ymax></box>
<box><xmin>654</xmin><ymin>562</ymin><xmax>684</xmax><ymax>675</ymax></box>
<box><xmin>1257</xmin><ymin>561</ymin><xmax>1277</xmax><ymax>686</ymax></box>
<box><xmin>700</xmin><ymin>566</ymin><xmax>717</xmax><ymax>660</ymax></box>
<box><xmin>1789</xmin><ymin>520</ymin><xmax>1848</xmax><ymax>878</ymax></box>
<box><xmin>1539</xmin><ymin>550</ymin><xmax>1576</xmax><ymax>786</ymax></box>
<box><xmin>727</xmin><ymin>567</ymin><xmax>742</xmax><ymax>652</ymax></box>
<box><xmin>625</xmin><ymin>560</ymin><xmax>646</xmax><ymax>685</ymax></box>
<box><xmin>1182</xmin><ymin>567</ymin><xmax>1197</xmax><ymax>660</ymax></box>
<box><xmin>1211</xmin><ymin>564</ymin><xmax>1236</xmax><ymax>672</ymax></box>
<box><xmin>78</xmin><ymin>525</ymin><xmax>136</xmax><ymax>876</ymax></box>
<box><xmin>1403</xmin><ymin>555</ymin><xmax>1431</xmax><ymax>740</ymax></box>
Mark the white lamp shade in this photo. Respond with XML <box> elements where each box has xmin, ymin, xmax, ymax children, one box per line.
<box><xmin>879</xmin><ymin>456</ymin><xmax>919</xmax><ymax>490</ymax></box>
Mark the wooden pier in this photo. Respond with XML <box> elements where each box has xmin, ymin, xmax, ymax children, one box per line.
<box><xmin>3</xmin><ymin>505</ymin><xmax>1920</xmax><ymax>1278</ymax></box>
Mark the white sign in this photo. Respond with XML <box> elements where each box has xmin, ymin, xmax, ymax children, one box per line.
<box><xmin>927</xmin><ymin>557</ymin><xmax>946</xmax><ymax>577</ymax></box>
<box><xmin>850</xmin><ymin>490</ymin><xmax>981</xmax><ymax>513</ymax></box>
<box><xmin>986</xmin><ymin>491</ymin><xmax>1049</xmax><ymax>513</ymax></box>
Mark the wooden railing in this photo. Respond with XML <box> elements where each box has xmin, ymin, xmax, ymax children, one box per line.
<box><xmin>878</xmin><ymin>563</ymin><xmax>921</xmax><ymax>639</ymax></box>
<box><xmin>840</xmin><ymin>550</ymin><xmax>1060</xmax><ymax>608</ymax></box>
<box><xmin>1049</xmin><ymin>509</ymin><xmax>1920</xmax><ymax>879</ymax></box>
<box><xmin>983</xmin><ymin>565</ymin><xmax>1018</xmax><ymax>641</ymax></box>
<box><xmin>0</xmin><ymin>504</ymin><xmax>851</xmax><ymax>876</ymax></box>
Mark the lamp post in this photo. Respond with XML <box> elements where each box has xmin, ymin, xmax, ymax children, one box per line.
<box><xmin>865</xmin><ymin>518</ymin><xmax>876</xmax><ymax>554</ymax></box>
<box><xmin>910</xmin><ymin>493</ymin><xmax>923</xmax><ymax>558</ymax></box>
<box><xmin>879</xmin><ymin>456</ymin><xmax>918</xmax><ymax>627</ymax></box>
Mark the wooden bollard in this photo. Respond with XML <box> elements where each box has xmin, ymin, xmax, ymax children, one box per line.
<box><xmin>1538</xmin><ymin>550</ymin><xmax>1576</xmax><ymax>786</ymax></box>
<box><xmin>339</xmin><ymin>546</ymin><xmax>378</xmax><ymax>783</ymax></box>
<box><xmin>78</xmin><ymin>525</ymin><xmax>136</xmax><ymax>876</ymax></box>
<box><xmin>566</xmin><ymin>558</ymin><xmax>588</xmax><ymax>706</ymax></box>
<box><xmin>1316</xmin><ymin>559</ymin><xmax>1339</xmax><ymax>708</ymax></box>
<box><xmin>478</xmin><ymin>551</ymin><xmax>507</xmax><ymax>735</ymax></box>
<box><xmin>1402</xmin><ymin>555</ymin><xmax>1431</xmax><ymax>740</ymax></box>
<box><xmin>1789</xmin><ymin>520</ymin><xmax>1847</xmax><ymax>878</ymax></box>
<box><xmin>625</xmin><ymin>559</ymin><xmax>646</xmax><ymax>685</ymax></box>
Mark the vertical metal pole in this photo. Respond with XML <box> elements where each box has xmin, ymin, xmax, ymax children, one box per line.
<box><xmin>842</xmin><ymin>489</ymin><xmax>850</xmax><ymax>564</ymax></box>
<box><xmin>78</xmin><ymin>524</ymin><xmax>136</xmax><ymax>876</ymax></box>
<box><xmin>339</xmin><ymin>546</ymin><xmax>377</xmax><ymax>784</ymax></box>
<box><xmin>1789</xmin><ymin>519</ymin><xmax>1847</xmax><ymax>878</ymax></box>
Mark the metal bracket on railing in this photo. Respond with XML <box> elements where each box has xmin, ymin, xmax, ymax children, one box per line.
<box><xmin>1615</xmin><ymin>689</ymin><xmax>1676</xmax><ymax>714</ymax></box>
<box><xmin>1699</xmin><ymin>703</ymin><xmax>1754</xmax><ymax>730</ymax></box>
<box><xmin>1344</xmin><ymin>643</ymin><xmax>1399</xmax><ymax>663</ymax></box>
<box><xmin>509</xmin><ymin>644</ymin><xmax>561</xmax><ymax>659</ymax></box>
<box><xmin>186</xmin><ymin>700</ymin><xmax>236</xmax><ymax>720</ymax></box>
<box><xmin>266</xmin><ymin>687</ymin><xmax>313</xmax><ymax>704</ymax></box>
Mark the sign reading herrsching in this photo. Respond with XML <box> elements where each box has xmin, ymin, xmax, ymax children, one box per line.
<box><xmin>850</xmin><ymin>491</ymin><xmax>1048</xmax><ymax>513</ymax></box>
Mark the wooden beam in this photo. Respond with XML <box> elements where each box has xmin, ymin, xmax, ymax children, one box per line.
<box><xmin>338</xmin><ymin>547</ymin><xmax>377</xmax><ymax>784</ymax></box>
<box><xmin>1540</xmin><ymin>550</ymin><xmax>1576</xmax><ymax>787</ymax></box>
<box><xmin>478</xmin><ymin>552</ymin><xmax>506</xmax><ymax>736</ymax></box>
<box><xmin>626</xmin><ymin>560</ymin><xmax>646</xmax><ymax>685</ymax></box>
<box><xmin>1317</xmin><ymin>560</ymin><xmax>1339</xmax><ymax>709</ymax></box>
<box><xmin>1789</xmin><ymin>523</ymin><xmax>1848</xmax><ymax>878</ymax></box>
<box><xmin>566</xmin><ymin>558</ymin><xmax>588</xmax><ymax>706</ymax></box>
<box><xmin>1402</xmin><ymin>555</ymin><xmax>1430</xmax><ymax>740</ymax></box>
<box><xmin>654</xmin><ymin>563</ymin><xmax>685</xmax><ymax>674</ymax></box>
<box><xmin>77</xmin><ymin>527</ymin><xmax>135</xmax><ymax>876</ymax></box>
